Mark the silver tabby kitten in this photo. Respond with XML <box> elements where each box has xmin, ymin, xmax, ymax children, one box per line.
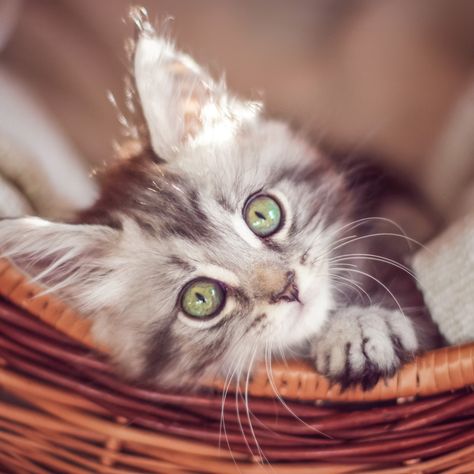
<box><xmin>0</xmin><ymin>15</ymin><xmax>437</xmax><ymax>390</ymax></box>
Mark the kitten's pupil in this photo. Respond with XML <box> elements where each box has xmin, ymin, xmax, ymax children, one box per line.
<box><xmin>196</xmin><ymin>292</ymin><xmax>206</xmax><ymax>303</ymax></box>
<box><xmin>255</xmin><ymin>211</ymin><xmax>266</xmax><ymax>220</ymax></box>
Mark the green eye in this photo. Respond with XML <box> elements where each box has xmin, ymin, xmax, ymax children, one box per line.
<box><xmin>244</xmin><ymin>194</ymin><xmax>283</xmax><ymax>237</ymax></box>
<box><xmin>180</xmin><ymin>278</ymin><xmax>226</xmax><ymax>319</ymax></box>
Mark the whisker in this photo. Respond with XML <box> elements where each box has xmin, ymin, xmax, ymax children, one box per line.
<box><xmin>334</xmin><ymin>216</ymin><xmax>414</xmax><ymax>247</ymax></box>
<box><xmin>329</xmin><ymin>253</ymin><xmax>419</xmax><ymax>283</ymax></box>
<box><xmin>335</xmin><ymin>266</ymin><xmax>406</xmax><ymax>319</ymax></box>
<box><xmin>330</xmin><ymin>232</ymin><xmax>427</xmax><ymax>256</ymax></box>
<box><xmin>329</xmin><ymin>273</ymin><xmax>372</xmax><ymax>304</ymax></box>
<box><xmin>219</xmin><ymin>360</ymin><xmax>242</xmax><ymax>471</ymax></box>
<box><xmin>264</xmin><ymin>341</ymin><xmax>332</xmax><ymax>438</ymax></box>
<box><xmin>242</xmin><ymin>347</ymin><xmax>272</xmax><ymax>467</ymax></box>
<box><xmin>308</xmin><ymin>216</ymin><xmax>430</xmax><ymax>268</ymax></box>
<box><xmin>273</xmin><ymin>341</ymin><xmax>290</xmax><ymax>368</ymax></box>
<box><xmin>235</xmin><ymin>363</ymin><xmax>256</xmax><ymax>461</ymax></box>
<box><xmin>218</xmin><ymin>364</ymin><xmax>235</xmax><ymax>450</ymax></box>
<box><xmin>329</xmin><ymin>253</ymin><xmax>425</xmax><ymax>312</ymax></box>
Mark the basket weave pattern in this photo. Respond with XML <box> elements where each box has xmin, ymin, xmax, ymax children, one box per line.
<box><xmin>1</xmin><ymin>259</ymin><xmax>474</xmax><ymax>473</ymax></box>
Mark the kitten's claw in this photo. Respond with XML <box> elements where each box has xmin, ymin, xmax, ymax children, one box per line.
<box><xmin>310</xmin><ymin>306</ymin><xmax>418</xmax><ymax>390</ymax></box>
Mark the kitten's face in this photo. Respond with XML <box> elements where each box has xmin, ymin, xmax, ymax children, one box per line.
<box><xmin>85</xmin><ymin>122</ymin><xmax>349</xmax><ymax>386</ymax></box>
<box><xmin>0</xmin><ymin>17</ymin><xmax>351</xmax><ymax>388</ymax></box>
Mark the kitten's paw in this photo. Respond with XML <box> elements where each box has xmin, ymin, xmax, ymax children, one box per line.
<box><xmin>311</xmin><ymin>306</ymin><xmax>418</xmax><ymax>390</ymax></box>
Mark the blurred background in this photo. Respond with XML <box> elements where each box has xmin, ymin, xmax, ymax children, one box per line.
<box><xmin>1</xmin><ymin>0</ymin><xmax>473</xmax><ymax>225</ymax></box>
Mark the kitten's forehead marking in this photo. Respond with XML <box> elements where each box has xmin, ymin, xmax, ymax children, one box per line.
<box><xmin>194</xmin><ymin>263</ymin><xmax>240</xmax><ymax>288</ymax></box>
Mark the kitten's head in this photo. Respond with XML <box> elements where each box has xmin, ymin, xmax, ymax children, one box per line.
<box><xmin>0</xmin><ymin>17</ymin><xmax>352</xmax><ymax>388</ymax></box>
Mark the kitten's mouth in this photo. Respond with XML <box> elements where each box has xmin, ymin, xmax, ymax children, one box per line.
<box><xmin>292</xmin><ymin>299</ymin><xmax>306</xmax><ymax>314</ymax></box>
<box><xmin>269</xmin><ymin>288</ymin><xmax>301</xmax><ymax>304</ymax></box>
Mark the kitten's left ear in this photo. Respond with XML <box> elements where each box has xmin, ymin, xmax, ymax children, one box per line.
<box><xmin>0</xmin><ymin>217</ymin><xmax>117</xmax><ymax>312</ymax></box>
<box><xmin>133</xmin><ymin>18</ymin><xmax>261</xmax><ymax>160</ymax></box>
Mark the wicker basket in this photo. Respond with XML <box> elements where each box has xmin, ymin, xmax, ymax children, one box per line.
<box><xmin>0</xmin><ymin>257</ymin><xmax>473</xmax><ymax>474</ymax></box>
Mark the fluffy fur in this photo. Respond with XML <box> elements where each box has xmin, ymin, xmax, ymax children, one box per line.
<box><xmin>0</xmin><ymin>11</ymin><xmax>438</xmax><ymax>390</ymax></box>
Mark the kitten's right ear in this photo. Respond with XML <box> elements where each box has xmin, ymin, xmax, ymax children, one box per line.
<box><xmin>131</xmin><ymin>8</ymin><xmax>261</xmax><ymax>161</ymax></box>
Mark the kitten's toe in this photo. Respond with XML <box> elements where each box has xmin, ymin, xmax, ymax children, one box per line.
<box><xmin>387</xmin><ymin>311</ymin><xmax>418</xmax><ymax>354</ymax></box>
<box><xmin>311</xmin><ymin>306</ymin><xmax>418</xmax><ymax>390</ymax></box>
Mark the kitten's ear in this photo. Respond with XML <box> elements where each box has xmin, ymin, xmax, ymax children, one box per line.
<box><xmin>0</xmin><ymin>217</ymin><xmax>117</xmax><ymax>311</ymax></box>
<box><xmin>133</xmin><ymin>19</ymin><xmax>261</xmax><ymax>160</ymax></box>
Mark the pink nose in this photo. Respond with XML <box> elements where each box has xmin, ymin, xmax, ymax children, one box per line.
<box><xmin>270</xmin><ymin>271</ymin><xmax>300</xmax><ymax>304</ymax></box>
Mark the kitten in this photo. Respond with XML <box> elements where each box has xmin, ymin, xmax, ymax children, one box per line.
<box><xmin>0</xmin><ymin>12</ymin><xmax>438</xmax><ymax>390</ymax></box>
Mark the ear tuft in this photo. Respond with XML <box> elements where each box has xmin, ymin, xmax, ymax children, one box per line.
<box><xmin>132</xmin><ymin>14</ymin><xmax>262</xmax><ymax>160</ymax></box>
<box><xmin>129</xmin><ymin>5</ymin><xmax>156</xmax><ymax>39</ymax></box>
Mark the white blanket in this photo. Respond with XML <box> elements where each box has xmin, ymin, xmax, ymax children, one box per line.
<box><xmin>0</xmin><ymin>68</ymin><xmax>97</xmax><ymax>219</ymax></box>
<box><xmin>0</xmin><ymin>1</ymin><xmax>96</xmax><ymax>219</ymax></box>
<box><xmin>413</xmin><ymin>213</ymin><xmax>474</xmax><ymax>345</ymax></box>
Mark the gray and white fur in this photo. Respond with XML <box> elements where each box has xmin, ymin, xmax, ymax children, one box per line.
<box><xmin>0</xmin><ymin>12</ymin><xmax>438</xmax><ymax>390</ymax></box>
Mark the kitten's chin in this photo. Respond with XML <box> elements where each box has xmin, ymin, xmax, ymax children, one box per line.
<box><xmin>292</xmin><ymin>298</ymin><xmax>331</xmax><ymax>343</ymax></box>
<box><xmin>280</xmin><ymin>261</ymin><xmax>333</xmax><ymax>345</ymax></box>
<box><xmin>266</xmin><ymin>291</ymin><xmax>333</xmax><ymax>349</ymax></box>
<box><xmin>282</xmin><ymin>270</ymin><xmax>334</xmax><ymax>345</ymax></box>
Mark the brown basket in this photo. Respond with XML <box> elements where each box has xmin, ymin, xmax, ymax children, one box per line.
<box><xmin>1</xmin><ymin>257</ymin><xmax>473</xmax><ymax>473</ymax></box>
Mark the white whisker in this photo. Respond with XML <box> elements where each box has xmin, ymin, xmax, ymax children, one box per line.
<box><xmin>264</xmin><ymin>341</ymin><xmax>331</xmax><ymax>438</ymax></box>
<box><xmin>329</xmin><ymin>273</ymin><xmax>372</xmax><ymax>304</ymax></box>
<box><xmin>329</xmin><ymin>252</ymin><xmax>419</xmax><ymax>283</ymax></box>
<box><xmin>219</xmin><ymin>359</ymin><xmax>242</xmax><ymax>472</ymax></box>
<box><xmin>242</xmin><ymin>347</ymin><xmax>272</xmax><ymax>467</ymax></box>
<box><xmin>334</xmin><ymin>266</ymin><xmax>406</xmax><ymax>319</ymax></box>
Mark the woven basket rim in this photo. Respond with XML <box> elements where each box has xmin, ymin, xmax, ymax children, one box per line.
<box><xmin>1</xmin><ymin>257</ymin><xmax>473</xmax><ymax>402</ymax></box>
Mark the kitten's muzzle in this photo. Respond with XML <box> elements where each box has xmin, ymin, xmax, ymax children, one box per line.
<box><xmin>270</xmin><ymin>271</ymin><xmax>300</xmax><ymax>304</ymax></box>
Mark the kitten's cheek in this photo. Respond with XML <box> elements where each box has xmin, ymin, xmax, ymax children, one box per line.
<box><xmin>298</xmin><ymin>281</ymin><xmax>322</xmax><ymax>307</ymax></box>
<box><xmin>295</xmin><ymin>259</ymin><xmax>331</xmax><ymax>304</ymax></box>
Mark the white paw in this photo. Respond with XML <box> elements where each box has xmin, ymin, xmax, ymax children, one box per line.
<box><xmin>310</xmin><ymin>306</ymin><xmax>418</xmax><ymax>389</ymax></box>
